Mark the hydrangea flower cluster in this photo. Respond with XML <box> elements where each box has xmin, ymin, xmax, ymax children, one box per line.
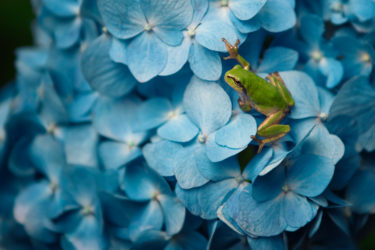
<box><xmin>1</xmin><ymin>0</ymin><xmax>375</xmax><ymax>249</ymax></box>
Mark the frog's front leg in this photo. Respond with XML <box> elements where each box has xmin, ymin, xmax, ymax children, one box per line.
<box><xmin>222</xmin><ymin>38</ymin><xmax>250</xmax><ymax>71</ymax></box>
<box><xmin>251</xmin><ymin>110</ymin><xmax>290</xmax><ymax>153</ymax></box>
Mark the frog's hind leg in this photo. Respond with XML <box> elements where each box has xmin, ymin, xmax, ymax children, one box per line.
<box><xmin>251</xmin><ymin>125</ymin><xmax>290</xmax><ymax>153</ymax></box>
<box><xmin>251</xmin><ymin>110</ymin><xmax>289</xmax><ymax>153</ymax></box>
<box><xmin>266</xmin><ymin>72</ymin><xmax>294</xmax><ymax>107</ymax></box>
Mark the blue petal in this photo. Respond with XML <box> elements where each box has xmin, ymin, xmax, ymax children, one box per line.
<box><xmin>166</xmin><ymin>231</ymin><xmax>207</xmax><ymax>250</ymax></box>
<box><xmin>189</xmin><ymin>42</ymin><xmax>222</xmax><ymax>81</ymax></box>
<box><xmin>122</xmin><ymin>164</ymin><xmax>171</xmax><ymax>201</ymax></box>
<box><xmin>286</xmin><ymin>154</ymin><xmax>334</xmax><ymax>197</ymax></box>
<box><xmin>143</xmin><ymin>140</ymin><xmax>183</xmax><ymax>177</ymax></box>
<box><xmin>299</xmin><ymin>14</ymin><xmax>324</xmax><ymax>44</ymax></box>
<box><xmin>61</xmin><ymin>125</ymin><xmax>98</xmax><ymax>168</ymax></box>
<box><xmin>54</xmin><ymin>18</ymin><xmax>81</xmax><ymax>49</ymax></box>
<box><xmin>158</xmin><ymin>195</ymin><xmax>186</xmax><ymax>235</ymax></box>
<box><xmin>220</xmin><ymin>183</ymin><xmax>287</xmax><ymax>237</ymax></box>
<box><xmin>136</xmin><ymin>98</ymin><xmax>172</xmax><ymax>131</ymax></box>
<box><xmin>282</xmin><ymin>192</ymin><xmax>318</xmax><ymax>229</ymax></box>
<box><xmin>183</xmin><ymin>77</ymin><xmax>232</xmax><ymax>134</ymax></box>
<box><xmin>319</xmin><ymin>58</ymin><xmax>343</xmax><ymax>88</ymax></box>
<box><xmin>242</xmin><ymin>147</ymin><xmax>273</xmax><ymax>181</ymax></box>
<box><xmin>350</xmin><ymin>0</ymin><xmax>375</xmax><ymax>21</ymax></box>
<box><xmin>81</xmin><ymin>35</ymin><xmax>137</xmax><ymax>98</ymax></box>
<box><xmin>99</xmin><ymin>141</ymin><xmax>142</xmax><ymax>170</ymax></box>
<box><xmin>159</xmin><ymin>37</ymin><xmax>191</xmax><ymax>76</ymax></box>
<box><xmin>93</xmin><ymin>97</ymin><xmax>147</xmax><ymax>142</ymax></box>
<box><xmin>346</xmin><ymin>168</ymin><xmax>375</xmax><ymax>214</ymax></box>
<box><xmin>157</xmin><ymin>114</ymin><xmax>199</xmax><ymax>142</ymax></box>
<box><xmin>127</xmin><ymin>32</ymin><xmax>168</xmax><ymax>82</ymax></box>
<box><xmin>128</xmin><ymin>201</ymin><xmax>163</xmax><ymax>240</ymax></box>
<box><xmin>247</xmin><ymin>235</ymin><xmax>285</xmax><ymax>250</ymax></box>
<box><xmin>230</xmin><ymin>0</ymin><xmax>266</xmax><ymax>20</ymax></box>
<box><xmin>206</xmin><ymin>133</ymin><xmax>244</xmax><ymax>162</ymax></box>
<box><xmin>195</xmin><ymin>19</ymin><xmax>238</xmax><ymax>52</ymax></box>
<box><xmin>257</xmin><ymin>47</ymin><xmax>298</xmax><ymax>73</ymax></box>
<box><xmin>190</xmin><ymin>0</ymin><xmax>209</xmax><ymax>27</ymax></box>
<box><xmin>42</xmin><ymin>0</ymin><xmax>78</xmax><ymax>17</ymax></box>
<box><xmin>257</xmin><ymin>0</ymin><xmax>296</xmax><ymax>32</ymax></box>
<box><xmin>140</xmin><ymin>0</ymin><xmax>193</xmax><ymax>30</ymax></box>
<box><xmin>252</xmin><ymin>165</ymin><xmax>284</xmax><ymax>202</ymax></box>
<box><xmin>195</xmin><ymin>154</ymin><xmax>242</xmax><ymax>182</ymax></box>
<box><xmin>174</xmin><ymin>145</ymin><xmax>209</xmax><ymax>189</ymax></box>
<box><xmin>279</xmin><ymin>71</ymin><xmax>320</xmax><ymax>119</ymax></box>
<box><xmin>175</xmin><ymin>178</ymin><xmax>238</xmax><ymax>220</ymax></box>
<box><xmin>62</xmin><ymin>216</ymin><xmax>105</xmax><ymax>250</ymax></box>
<box><xmin>98</xmin><ymin>0</ymin><xmax>145</xmax><ymax>39</ymax></box>
<box><xmin>230</xmin><ymin>13</ymin><xmax>261</xmax><ymax>33</ymax></box>
<box><xmin>109</xmin><ymin>38</ymin><xmax>128</xmax><ymax>65</ymax></box>
<box><xmin>154</xmin><ymin>28</ymin><xmax>184</xmax><ymax>46</ymax></box>
<box><xmin>29</xmin><ymin>134</ymin><xmax>65</xmax><ymax>179</ymax></box>
<box><xmin>215</xmin><ymin>114</ymin><xmax>257</xmax><ymax>149</ymax></box>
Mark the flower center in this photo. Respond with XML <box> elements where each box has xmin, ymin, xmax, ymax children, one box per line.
<box><xmin>319</xmin><ymin>112</ymin><xmax>328</xmax><ymax>121</ymax></box>
<box><xmin>167</xmin><ymin>110</ymin><xmax>179</xmax><ymax>119</ymax></box>
<box><xmin>49</xmin><ymin>181</ymin><xmax>58</xmax><ymax>193</ymax></box>
<box><xmin>360</xmin><ymin>52</ymin><xmax>371</xmax><ymax>63</ymax></box>
<box><xmin>221</xmin><ymin>0</ymin><xmax>229</xmax><ymax>7</ymax></box>
<box><xmin>332</xmin><ymin>2</ymin><xmax>343</xmax><ymax>12</ymax></box>
<box><xmin>47</xmin><ymin>123</ymin><xmax>57</xmax><ymax>134</ymax></box>
<box><xmin>282</xmin><ymin>185</ymin><xmax>290</xmax><ymax>193</ymax></box>
<box><xmin>127</xmin><ymin>140</ymin><xmax>136</xmax><ymax>149</ymax></box>
<box><xmin>144</xmin><ymin>23</ymin><xmax>153</xmax><ymax>32</ymax></box>
<box><xmin>198</xmin><ymin>133</ymin><xmax>207</xmax><ymax>144</ymax></box>
<box><xmin>102</xmin><ymin>26</ymin><xmax>108</xmax><ymax>34</ymax></box>
<box><xmin>150</xmin><ymin>191</ymin><xmax>160</xmax><ymax>200</ymax></box>
<box><xmin>187</xmin><ymin>28</ymin><xmax>196</xmax><ymax>38</ymax></box>
<box><xmin>81</xmin><ymin>205</ymin><xmax>94</xmax><ymax>216</ymax></box>
<box><xmin>312</xmin><ymin>50</ymin><xmax>323</xmax><ymax>62</ymax></box>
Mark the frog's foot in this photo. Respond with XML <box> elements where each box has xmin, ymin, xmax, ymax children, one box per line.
<box><xmin>251</xmin><ymin>135</ymin><xmax>266</xmax><ymax>153</ymax></box>
<box><xmin>222</xmin><ymin>38</ymin><xmax>240</xmax><ymax>60</ymax></box>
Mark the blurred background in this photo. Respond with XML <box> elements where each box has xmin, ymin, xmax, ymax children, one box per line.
<box><xmin>0</xmin><ymin>1</ymin><xmax>33</xmax><ymax>88</ymax></box>
<box><xmin>0</xmin><ymin>1</ymin><xmax>375</xmax><ymax>249</ymax></box>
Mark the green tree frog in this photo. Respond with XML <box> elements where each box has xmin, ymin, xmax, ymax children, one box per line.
<box><xmin>222</xmin><ymin>38</ymin><xmax>295</xmax><ymax>153</ymax></box>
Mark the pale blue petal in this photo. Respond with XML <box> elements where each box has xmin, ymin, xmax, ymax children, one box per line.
<box><xmin>157</xmin><ymin>114</ymin><xmax>199</xmax><ymax>142</ymax></box>
<box><xmin>257</xmin><ymin>47</ymin><xmax>298</xmax><ymax>73</ymax></box>
<box><xmin>196</xmin><ymin>154</ymin><xmax>242</xmax><ymax>182</ymax></box>
<box><xmin>154</xmin><ymin>28</ymin><xmax>184</xmax><ymax>46</ymax></box>
<box><xmin>230</xmin><ymin>0</ymin><xmax>267</xmax><ymax>20</ymax></box>
<box><xmin>215</xmin><ymin>114</ymin><xmax>257</xmax><ymax>149</ymax></box>
<box><xmin>230</xmin><ymin>13</ymin><xmax>261</xmax><ymax>33</ymax></box>
<box><xmin>183</xmin><ymin>77</ymin><xmax>232</xmax><ymax>134</ymax></box>
<box><xmin>127</xmin><ymin>32</ymin><xmax>168</xmax><ymax>82</ymax></box>
<box><xmin>81</xmin><ymin>35</ymin><xmax>137</xmax><ymax>98</ymax></box>
<box><xmin>279</xmin><ymin>71</ymin><xmax>320</xmax><ymax>119</ymax></box>
<box><xmin>176</xmin><ymin>178</ymin><xmax>238</xmax><ymax>220</ymax></box>
<box><xmin>158</xmin><ymin>195</ymin><xmax>185</xmax><ymax>235</ymax></box>
<box><xmin>258</xmin><ymin>0</ymin><xmax>296</xmax><ymax>32</ymax></box>
<box><xmin>61</xmin><ymin>125</ymin><xmax>98</xmax><ymax>168</ymax></box>
<box><xmin>98</xmin><ymin>0</ymin><xmax>145</xmax><ymax>39</ymax></box>
<box><xmin>286</xmin><ymin>154</ymin><xmax>334</xmax><ymax>197</ymax></box>
<box><xmin>137</xmin><ymin>98</ymin><xmax>172</xmax><ymax>130</ymax></box>
<box><xmin>189</xmin><ymin>42</ymin><xmax>222</xmax><ymax>81</ymax></box>
<box><xmin>128</xmin><ymin>201</ymin><xmax>163</xmax><ymax>240</ymax></box>
<box><xmin>242</xmin><ymin>148</ymin><xmax>273</xmax><ymax>181</ymax></box>
<box><xmin>190</xmin><ymin>0</ymin><xmax>209</xmax><ymax>27</ymax></box>
<box><xmin>141</xmin><ymin>0</ymin><xmax>193</xmax><ymax>30</ymax></box>
<box><xmin>99</xmin><ymin>141</ymin><xmax>141</xmax><ymax>170</ymax></box>
<box><xmin>319</xmin><ymin>58</ymin><xmax>343</xmax><ymax>88</ymax></box>
<box><xmin>206</xmin><ymin>133</ymin><xmax>244</xmax><ymax>162</ymax></box>
<box><xmin>195</xmin><ymin>19</ymin><xmax>238</xmax><ymax>52</ymax></box>
<box><xmin>174</xmin><ymin>145</ymin><xmax>209</xmax><ymax>189</ymax></box>
<box><xmin>159</xmin><ymin>37</ymin><xmax>191</xmax><ymax>76</ymax></box>
<box><xmin>143</xmin><ymin>140</ymin><xmax>183</xmax><ymax>177</ymax></box>
<box><xmin>109</xmin><ymin>38</ymin><xmax>128</xmax><ymax>65</ymax></box>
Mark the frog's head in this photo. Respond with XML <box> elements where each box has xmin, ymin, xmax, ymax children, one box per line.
<box><xmin>224</xmin><ymin>65</ymin><xmax>246</xmax><ymax>92</ymax></box>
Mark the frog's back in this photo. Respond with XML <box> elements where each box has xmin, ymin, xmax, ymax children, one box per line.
<box><xmin>242</xmin><ymin>70</ymin><xmax>288</xmax><ymax>115</ymax></box>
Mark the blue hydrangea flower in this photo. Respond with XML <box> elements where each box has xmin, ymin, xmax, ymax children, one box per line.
<box><xmin>98</xmin><ymin>0</ymin><xmax>193</xmax><ymax>82</ymax></box>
